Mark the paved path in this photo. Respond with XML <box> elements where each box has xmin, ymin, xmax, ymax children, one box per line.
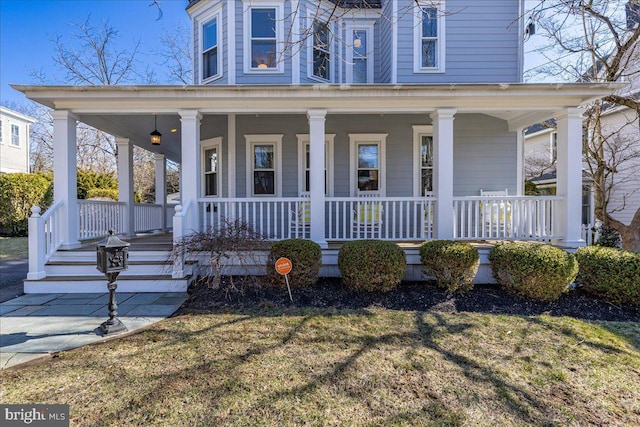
<box><xmin>0</xmin><ymin>292</ymin><xmax>188</xmax><ymax>369</ymax></box>
<box><xmin>0</xmin><ymin>259</ymin><xmax>27</xmax><ymax>303</ymax></box>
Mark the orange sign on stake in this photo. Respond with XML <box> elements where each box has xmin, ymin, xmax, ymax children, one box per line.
<box><xmin>275</xmin><ymin>257</ymin><xmax>293</xmax><ymax>301</ymax></box>
<box><xmin>275</xmin><ymin>257</ymin><xmax>293</xmax><ymax>275</ymax></box>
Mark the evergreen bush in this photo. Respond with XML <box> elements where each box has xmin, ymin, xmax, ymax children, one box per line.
<box><xmin>0</xmin><ymin>173</ymin><xmax>53</xmax><ymax>236</ymax></box>
<box><xmin>338</xmin><ymin>240</ymin><xmax>406</xmax><ymax>292</ymax></box>
<box><xmin>420</xmin><ymin>240</ymin><xmax>479</xmax><ymax>293</ymax></box>
<box><xmin>265</xmin><ymin>239</ymin><xmax>322</xmax><ymax>289</ymax></box>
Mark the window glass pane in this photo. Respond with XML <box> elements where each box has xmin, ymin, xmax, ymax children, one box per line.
<box><xmin>422</xmin><ymin>40</ymin><xmax>437</xmax><ymax>68</ymax></box>
<box><xmin>421</xmin><ymin>136</ymin><xmax>433</xmax><ymax>167</ymax></box>
<box><xmin>358</xmin><ymin>144</ymin><xmax>378</xmax><ymax>168</ymax></box>
<box><xmin>254</xmin><ymin>171</ymin><xmax>275</xmax><ymax>194</ymax></box>
<box><xmin>11</xmin><ymin>125</ymin><xmax>19</xmax><ymax>146</ymax></box>
<box><xmin>358</xmin><ymin>170</ymin><xmax>379</xmax><ymax>191</ymax></box>
<box><xmin>203</xmin><ymin>19</ymin><xmax>217</xmax><ymax>50</ymax></box>
<box><xmin>353</xmin><ymin>30</ymin><xmax>366</xmax><ymax>57</ymax></box>
<box><xmin>353</xmin><ymin>58</ymin><xmax>367</xmax><ymax>83</ymax></box>
<box><xmin>203</xmin><ymin>48</ymin><xmax>218</xmax><ymax>79</ymax></box>
<box><xmin>205</xmin><ymin>148</ymin><xmax>217</xmax><ymax>173</ymax></box>
<box><xmin>305</xmin><ymin>170</ymin><xmax>310</xmax><ymax>192</ymax></box>
<box><xmin>421</xmin><ymin>169</ymin><xmax>433</xmax><ymax>195</ymax></box>
<box><xmin>422</xmin><ymin>8</ymin><xmax>438</xmax><ymax>37</ymax></box>
<box><xmin>252</xmin><ymin>8</ymin><xmax>276</xmax><ymax>38</ymax></box>
<box><xmin>314</xmin><ymin>21</ymin><xmax>329</xmax><ymax>47</ymax></box>
<box><xmin>254</xmin><ymin>145</ymin><xmax>274</xmax><ymax>169</ymax></box>
<box><xmin>251</xmin><ymin>40</ymin><xmax>277</xmax><ymax>68</ymax></box>
<box><xmin>313</xmin><ymin>49</ymin><xmax>330</xmax><ymax>80</ymax></box>
<box><xmin>205</xmin><ymin>173</ymin><xmax>218</xmax><ymax>196</ymax></box>
<box><xmin>305</xmin><ymin>144</ymin><xmax>310</xmax><ymax>168</ymax></box>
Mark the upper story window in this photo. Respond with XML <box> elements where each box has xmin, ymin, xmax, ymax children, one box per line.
<box><xmin>414</xmin><ymin>2</ymin><xmax>445</xmax><ymax>73</ymax></box>
<box><xmin>202</xmin><ymin>16</ymin><xmax>220</xmax><ymax>81</ymax></box>
<box><xmin>346</xmin><ymin>24</ymin><xmax>374</xmax><ymax>84</ymax></box>
<box><xmin>312</xmin><ymin>20</ymin><xmax>331</xmax><ymax>81</ymax></box>
<box><xmin>10</xmin><ymin>124</ymin><xmax>19</xmax><ymax>146</ymax></box>
<box><xmin>244</xmin><ymin>3</ymin><xmax>284</xmax><ymax>73</ymax></box>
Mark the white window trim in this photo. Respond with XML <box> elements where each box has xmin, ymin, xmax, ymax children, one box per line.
<box><xmin>413</xmin><ymin>1</ymin><xmax>446</xmax><ymax>74</ymax></box>
<box><xmin>10</xmin><ymin>124</ymin><xmax>20</xmax><ymax>147</ymax></box>
<box><xmin>349</xmin><ymin>133</ymin><xmax>387</xmax><ymax>196</ymax></box>
<box><xmin>201</xmin><ymin>137</ymin><xmax>222</xmax><ymax>197</ymax></box>
<box><xmin>306</xmin><ymin>17</ymin><xmax>334</xmax><ymax>83</ymax></box>
<box><xmin>0</xmin><ymin>120</ymin><xmax>3</xmax><ymax>144</ymax></box>
<box><xmin>195</xmin><ymin>4</ymin><xmax>223</xmax><ymax>84</ymax></box>
<box><xmin>345</xmin><ymin>22</ymin><xmax>375</xmax><ymax>84</ymax></box>
<box><xmin>550</xmin><ymin>131</ymin><xmax>558</xmax><ymax>163</ymax></box>
<box><xmin>296</xmin><ymin>134</ymin><xmax>335</xmax><ymax>196</ymax></box>
<box><xmin>243</xmin><ymin>0</ymin><xmax>285</xmax><ymax>74</ymax></box>
<box><xmin>245</xmin><ymin>134</ymin><xmax>283</xmax><ymax>197</ymax></box>
<box><xmin>413</xmin><ymin>125</ymin><xmax>434</xmax><ymax>197</ymax></box>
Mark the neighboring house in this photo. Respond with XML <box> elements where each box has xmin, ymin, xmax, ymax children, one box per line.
<box><xmin>14</xmin><ymin>0</ymin><xmax>618</xmax><ymax>293</ymax></box>
<box><xmin>0</xmin><ymin>106</ymin><xmax>36</xmax><ymax>174</ymax></box>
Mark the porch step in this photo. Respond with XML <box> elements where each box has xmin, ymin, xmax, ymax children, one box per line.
<box><xmin>50</xmin><ymin>250</ymin><xmax>175</xmax><ymax>263</ymax></box>
<box><xmin>44</xmin><ymin>260</ymin><xmax>185</xmax><ymax>276</ymax></box>
<box><xmin>24</xmin><ymin>275</ymin><xmax>193</xmax><ymax>294</ymax></box>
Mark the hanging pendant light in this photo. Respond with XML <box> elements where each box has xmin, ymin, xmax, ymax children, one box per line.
<box><xmin>150</xmin><ymin>115</ymin><xmax>162</xmax><ymax>145</ymax></box>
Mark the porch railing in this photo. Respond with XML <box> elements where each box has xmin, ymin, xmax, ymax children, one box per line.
<box><xmin>134</xmin><ymin>203</ymin><xmax>163</xmax><ymax>233</ymax></box>
<box><xmin>78</xmin><ymin>200</ymin><xmax>125</xmax><ymax>240</ymax></box>
<box><xmin>452</xmin><ymin>196</ymin><xmax>562</xmax><ymax>241</ymax></box>
<box><xmin>27</xmin><ymin>201</ymin><xmax>64</xmax><ymax>280</ymax></box>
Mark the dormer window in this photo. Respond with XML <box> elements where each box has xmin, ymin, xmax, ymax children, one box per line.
<box><xmin>312</xmin><ymin>20</ymin><xmax>331</xmax><ymax>81</ymax></box>
<box><xmin>244</xmin><ymin>3</ymin><xmax>284</xmax><ymax>73</ymax></box>
<box><xmin>414</xmin><ymin>1</ymin><xmax>445</xmax><ymax>73</ymax></box>
<box><xmin>202</xmin><ymin>17</ymin><xmax>219</xmax><ymax>80</ymax></box>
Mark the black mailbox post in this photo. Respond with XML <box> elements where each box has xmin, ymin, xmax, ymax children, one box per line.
<box><xmin>96</xmin><ymin>230</ymin><xmax>130</xmax><ymax>335</ymax></box>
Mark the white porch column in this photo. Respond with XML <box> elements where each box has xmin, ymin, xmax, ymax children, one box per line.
<box><xmin>116</xmin><ymin>137</ymin><xmax>135</xmax><ymax>238</ymax></box>
<box><xmin>516</xmin><ymin>127</ymin><xmax>525</xmax><ymax>196</ymax></box>
<box><xmin>227</xmin><ymin>114</ymin><xmax>236</xmax><ymax>197</ymax></box>
<box><xmin>154</xmin><ymin>153</ymin><xmax>167</xmax><ymax>231</ymax></box>
<box><xmin>555</xmin><ymin>108</ymin><xmax>585</xmax><ymax>247</ymax></box>
<box><xmin>52</xmin><ymin>110</ymin><xmax>80</xmax><ymax>249</ymax></box>
<box><xmin>179</xmin><ymin>110</ymin><xmax>202</xmax><ymax>232</ymax></box>
<box><xmin>308</xmin><ymin>109</ymin><xmax>328</xmax><ymax>248</ymax></box>
<box><xmin>430</xmin><ymin>109</ymin><xmax>456</xmax><ymax>239</ymax></box>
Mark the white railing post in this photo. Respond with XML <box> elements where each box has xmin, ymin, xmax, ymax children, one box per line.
<box><xmin>172</xmin><ymin>204</ymin><xmax>186</xmax><ymax>278</ymax></box>
<box><xmin>27</xmin><ymin>206</ymin><xmax>46</xmax><ymax>280</ymax></box>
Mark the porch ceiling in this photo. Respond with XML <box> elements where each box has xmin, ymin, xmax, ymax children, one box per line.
<box><xmin>13</xmin><ymin>82</ymin><xmax>622</xmax><ymax>163</ymax></box>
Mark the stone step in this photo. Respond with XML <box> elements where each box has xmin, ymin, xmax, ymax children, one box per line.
<box><xmin>24</xmin><ymin>275</ymin><xmax>193</xmax><ymax>293</ymax></box>
<box><xmin>44</xmin><ymin>261</ymin><xmax>193</xmax><ymax>277</ymax></box>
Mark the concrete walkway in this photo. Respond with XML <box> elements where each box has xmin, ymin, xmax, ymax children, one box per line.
<box><xmin>0</xmin><ymin>292</ymin><xmax>188</xmax><ymax>369</ymax></box>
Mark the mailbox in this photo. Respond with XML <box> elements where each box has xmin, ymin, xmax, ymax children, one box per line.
<box><xmin>96</xmin><ymin>230</ymin><xmax>130</xmax><ymax>274</ymax></box>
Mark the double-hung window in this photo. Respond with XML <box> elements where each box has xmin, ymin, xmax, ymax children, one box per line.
<box><xmin>346</xmin><ymin>24</ymin><xmax>374</xmax><ymax>83</ymax></box>
<box><xmin>414</xmin><ymin>2</ymin><xmax>445</xmax><ymax>73</ymax></box>
<box><xmin>202</xmin><ymin>137</ymin><xmax>222</xmax><ymax>197</ymax></box>
<box><xmin>350</xmin><ymin>134</ymin><xmax>387</xmax><ymax>196</ymax></box>
<box><xmin>246</xmin><ymin>135</ymin><xmax>283</xmax><ymax>196</ymax></box>
<box><xmin>413</xmin><ymin>126</ymin><xmax>434</xmax><ymax>196</ymax></box>
<box><xmin>246</xmin><ymin>4</ymin><xmax>282</xmax><ymax>72</ymax></box>
<box><xmin>10</xmin><ymin>124</ymin><xmax>19</xmax><ymax>146</ymax></box>
<box><xmin>202</xmin><ymin>15</ymin><xmax>220</xmax><ymax>81</ymax></box>
<box><xmin>311</xmin><ymin>20</ymin><xmax>331</xmax><ymax>81</ymax></box>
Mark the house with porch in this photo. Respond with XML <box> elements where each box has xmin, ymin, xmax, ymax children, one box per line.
<box><xmin>14</xmin><ymin>0</ymin><xmax>620</xmax><ymax>293</ymax></box>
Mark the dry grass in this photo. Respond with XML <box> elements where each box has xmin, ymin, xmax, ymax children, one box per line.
<box><xmin>1</xmin><ymin>308</ymin><xmax>639</xmax><ymax>426</ymax></box>
<box><xmin>0</xmin><ymin>237</ymin><xmax>28</xmax><ymax>261</ymax></box>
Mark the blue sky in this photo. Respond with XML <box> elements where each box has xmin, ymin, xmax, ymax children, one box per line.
<box><xmin>0</xmin><ymin>0</ymin><xmax>190</xmax><ymax>105</ymax></box>
<box><xmin>1</xmin><ymin>0</ymin><xmax>549</xmax><ymax>106</ymax></box>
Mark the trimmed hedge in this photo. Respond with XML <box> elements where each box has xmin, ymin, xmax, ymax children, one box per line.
<box><xmin>420</xmin><ymin>240</ymin><xmax>479</xmax><ymax>293</ymax></box>
<box><xmin>488</xmin><ymin>242</ymin><xmax>578</xmax><ymax>301</ymax></box>
<box><xmin>265</xmin><ymin>239</ymin><xmax>322</xmax><ymax>289</ymax></box>
<box><xmin>86</xmin><ymin>188</ymin><xmax>119</xmax><ymax>201</ymax></box>
<box><xmin>338</xmin><ymin>240</ymin><xmax>406</xmax><ymax>292</ymax></box>
<box><xmin>575</xmin><ymin>246</ymin><xmax>640</xmax><ymax>306</ymax></box>
<box><xmin>77</xmin><ymin>169</ymin><xmax>117</xmax><ymax>200</ymax></box>
<box><xmin>0</xmin><ymin>173</ymin><xmax>53</xmax><ymax>236</ymax></box>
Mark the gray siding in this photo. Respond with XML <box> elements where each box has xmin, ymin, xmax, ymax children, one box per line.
<box><xmin>378</xmin><ymin>0</ymin><xmax>392</xmax><ymax>83</ymax></box>
<box><xmin>200</xmin><ymin>115</ymin><xmax>229</xmax><ymax>197</ymax></box>
<box><xmin>396</xmin><ymin>0</ymin><xmax>521</xmax><ymax>83</ymax></box>
<box><xmin>454</xmin><ymin>114</ymin><xmax>517</xmax><ymax>196</ymax></box>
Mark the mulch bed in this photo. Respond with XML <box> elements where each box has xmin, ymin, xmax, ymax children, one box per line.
<box><xmin>180</xmin><ymin>277</ymin><xmax>640</xmax><ymax>322</ymax></box>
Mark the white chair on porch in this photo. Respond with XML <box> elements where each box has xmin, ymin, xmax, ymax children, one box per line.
<box><xmin>353</xmin><ymin>191</ymin><xmax>383</xmax><ymax>238</ymax></box>
<box><xmin>480</xmin><ymin>189</ymin><xmax>511</xmax><ymax>237</ymax></box>
<box><xmin>289</xmin><ymin>194</ymin><xmax>310</xmax><ymax>238</ymax></box>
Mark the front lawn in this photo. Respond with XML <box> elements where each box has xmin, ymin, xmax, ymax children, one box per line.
<box><xmin>0</xmin><ymin>236</ymin><xmax>28</xmax><ymax>261</ymax></box>
<box><xmin>1</xmin><ymin>308</ymin><xmax>639</xmax><ymax>426</ymax></box>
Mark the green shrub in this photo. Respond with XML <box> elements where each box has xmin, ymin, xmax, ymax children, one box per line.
<box><xmin>338</xmin><ymin>240</ymin><xmax>406</xmax><ymax>292</ymax></box>
<box><xmin>77</xmin><ymin>169</ymin><xmax>117</xmax><ymax>199</ymax></box>
<box><xmin>575</xmin><ymin>246</ymin><xmax>640</xmax><ymax>305</ymax></box>
<box><xmin>595</xmin><ymin>225</ymin><xmax>621</xmax><ymax>248</ymax></box>
<box><xmin>0</xmin><ymin>173</ymin><xmax>53</xmax><ymax>236</ymax></box>
<box><xmin>86</xmin><ymin>188</ymin><xmax>119</xmax><ymax>201</ymax></box>
<box><xmin>420</xmin><ymin>240</ymin><xmax>479</xmax><ymax>293</ymax></box>
<box><xmin>488</xmin><ymin>242</ymin><xmax>578</xmax><ymax>301</ymax></box>
<box><xmin>265</xmin><ymin>239</ymin><xmax>322</xmax><ymax>289</ymax></box>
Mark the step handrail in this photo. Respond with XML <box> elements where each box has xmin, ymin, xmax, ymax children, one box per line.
<box><xmin>28</xmin><ymin>200</ymin><xmax>64</xmax><ymax>280</ymax></box>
